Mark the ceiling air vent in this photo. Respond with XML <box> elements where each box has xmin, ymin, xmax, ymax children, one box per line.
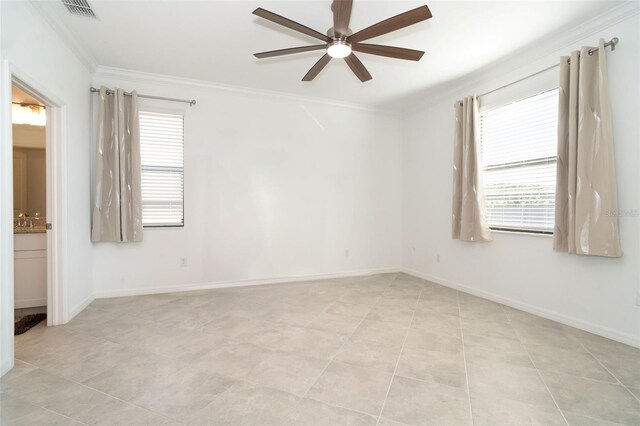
<box><xmin>61</xmin><ymin>0</ymin><xmax>96</xmax><ymax>18</ymax></box>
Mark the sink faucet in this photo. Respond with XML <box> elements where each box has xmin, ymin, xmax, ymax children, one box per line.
<box><xmin>32</xmin><ymin>212</ymin><xmax>42</xmax><ymax>228</ymax></box>
<box><xmin>16</xmin><ymin>213</ymin><xmax>26</xmax><ymax>227</ymax></box>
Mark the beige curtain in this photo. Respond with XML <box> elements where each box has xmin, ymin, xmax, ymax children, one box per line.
<box><xmin>91</xmin><ymin>87</ymin><xmax>143</xmax><ymax>242</ymax></box>
<box><xmin>553</xmin><ymin>40</ymin><xmax>621</xmax><ymax>257</ymax></box>
<box><xmin>452</xmin><ymin>96</ymin><xmax>492</xmax><ymax>242</ymax></box>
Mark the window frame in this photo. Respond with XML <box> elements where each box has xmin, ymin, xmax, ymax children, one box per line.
<box><xmin>478</xmin><ymin>87</ymin><xmax>559</xmax><ymax>236</ymax></box>
<box><xmin>138</xmin><ymin>108</ymin><xmax>185</xmax><ymax>229</ymax></box>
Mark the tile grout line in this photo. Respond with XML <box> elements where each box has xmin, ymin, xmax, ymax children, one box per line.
<box><xmin>501</xmin><ymin>307</ymin><xmax>570</xmax><ymax>426</ymax></box>
<box><xmin>9</xmin><ymin>275</ymin><xmax>393</xmax><ymax>425</ymax></box>
<box><xmin>17</xmin><ymin>275</ymin><xmax>636</xmax><ymax>425</ymax></box>
<box><xmin>199</xmin><ymin>379</ymin><xmax>381</xmax><ymax>425</ymax></box>
<box><xmin>39</xmin><ymin>405</ymin><xmax>91</xmax><ymax>426</ymax></box>
<box><xmin>206</xmin><ymin>358</ymin><xmax>384</xmax><ymax>420</ymax></box>
<box><xmin>304</xmin><ymin>395</ymin><xmax>385</xmax><ymax>420</ymax></box>
<box><xmin>391</xmin><ymin>370</ymin><xmax>471</xmax><ymax>390</ymax></box>
<box><xmin>184</xmin><ymin>376</ymin><xmax>245</xmax><ymax>425</ymax></box>
<box><xmin>10</xmin><ymin>359</ymin><xmax>186</xmax><ymax>426</ymax></box>
<box><xmin>299</xmin><ymin>274</ymin><xmax>397</xmax><ymax>419</ymax></box>
<box><xmin>457</xmin><ymin>290</ymin><xmax>475</xmax><ymax>426</ymax></box>
<box><xmin>135</xmin><ymin>277</ymin><xmax>394</xmax><ymax>422</ymax></box>
<box><xmin>571</xmin><ymin>335</ymin><xmax>640</xmax><ymax>404</ymax></box>
<box><xmin>191</xmin><ymin>282</ymin><xmax>375</xmax><ymax>422</ymax></box>
<box><xmin>12</xmin><ymin>358</ymin><xmax>190</xmax><ymax>425</ymax></box>
<box><xmin>2</xmin><ymin>363</ymin><xmax>92</xmax><ymax>426</ymax></box>
<box><xmin>136</xmin><ymin>282</ymin><xmax>361</xmax><ymax>423</ymax></box>
<box><xmin>374</xmin><ymin>278</ymin><xmax>422</xmax><ymax>426</ymax></box>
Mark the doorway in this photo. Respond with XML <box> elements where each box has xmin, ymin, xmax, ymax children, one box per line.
<box><xmin>1</xmin><ymin>67</ymin><xmax>66</xmax><ymax>375</ymax></box>
<box><xmin>9</xmin><ymin>74</ymin><xmax>65</xmax><ymax>328</ymax></box>
<box><xmin>11</xmin><ymin>84</ymin><xmax>49</xmax><ymax>335</ymax></box>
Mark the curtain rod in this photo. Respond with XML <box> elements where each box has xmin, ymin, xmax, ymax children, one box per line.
<box><xmin>89</xmin><ymin>87</ymin><xmax>196</xmax><ymax>106</ymax></box>
<box><xmin>470</xmin><ymin>37</ymin><xmax>620</xmax><ymax>101</ymax></box>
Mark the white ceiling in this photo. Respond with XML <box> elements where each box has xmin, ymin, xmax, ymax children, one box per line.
<box><xmin>39</xmin><ymin>0</ymin><xmax>618</xmax><ymax>110</ymax></box>
<box><xmin>12</xmin><ymin>85</ymin><xmax>45</xmax><ymax>106</ymax></box>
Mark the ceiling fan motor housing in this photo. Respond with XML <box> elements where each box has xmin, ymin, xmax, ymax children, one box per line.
<box><xmin>326</xmin><ymin>27</ymin><xmax>353</xmax><ymax>39</ymax></box>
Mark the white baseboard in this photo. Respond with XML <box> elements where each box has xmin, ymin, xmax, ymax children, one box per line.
<box><xmin>65</xmin><ymin>294</ymin><xmax>95</xmax><ymax>323</ymax></box>
<box><xmin>91</xmin><ymin>265</ymin><xmax>638</xmax><ymax>349</ymax></box>
<box><xmin>1</xmin><ymin>358</ymin><xmax>14</xmax><ymax>377</ymax></box>
<box><xmin>94</xmin><ymin>267</ymin><xmax>401</xmax><ymax>299</ymax></box>
<box><xmin>402</xmin><ymin>268</ymin><xmax>640</xmax><ymax>349</ymax></box>
<box><xmin>15</xmin><ymin>298</ymin><xmax>47</xmax><ymax>309</ymax></box>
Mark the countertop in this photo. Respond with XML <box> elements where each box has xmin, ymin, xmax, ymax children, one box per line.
<box><xmin>14</xmin><ymin>228</ymin><xmax>47</xmax><ymax>234</ymax></box>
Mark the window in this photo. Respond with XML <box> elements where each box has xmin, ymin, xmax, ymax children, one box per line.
<box><xmin>139</xmin><ymin>111</ymin><xmax>184</xmax><ymax>227</ymax></box>
<box><xmin>479</xmin><ymin>88</ymin><xmax>559</xmax><ymax>234</ymax></box>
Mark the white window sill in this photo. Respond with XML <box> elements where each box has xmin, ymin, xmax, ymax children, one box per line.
<box><xmin>143</xmin><ymin>226</ymin><xmax>184</xmax><ymax>230</ymax></box>
<box><xmin>490</xmin><ymin>229</ymin><xmax>553</xmax><ymax>238</ymax></box>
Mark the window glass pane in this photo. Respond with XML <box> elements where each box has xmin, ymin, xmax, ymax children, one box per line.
<box><xmin>139</xmin><ymin>111</ymin><xmax>184</xmax><ymax>227</ymax></box>
<box><xmin>479</xmin><ymin>88</ymin><xmax>559</xmax><ymax>233</ymax></box>
<box><xmin>483</xmin><ymin>162</ymin><xmax>556</xmax><ymax>232</ymax></box>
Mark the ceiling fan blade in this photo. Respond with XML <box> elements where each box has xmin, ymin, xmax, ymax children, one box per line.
<box><xmin>253</xmin><ymin>8</ymin><xmax>331</xmax><ymax>43</ymax></box>
<box><xmin>348</xmin><ymin>5</ymin><xmax>432</xmax><ymax>43</ymax></box>
<box><xmin>254</xmin><ymin>45</ymin><xmax>327</xmax><ymax>59</ymax></box>
<box><xmin>302</xmin><ymin>54</ymin><xmax>332</xmax><ymax>81</ymax></box>
<box><xmin>352</xmin><ymin>43</ymin><xmax>425</xmax><ymax>61</ymax></box>
<box><xmin>332</xmin><ymin>0</ymin><xmax>353</xmax><ymax>38</ymax></box>
<box><xmin>344</xmin><ymin>53</ymin><xmax>372</xmax><ymax>82</ymax></box>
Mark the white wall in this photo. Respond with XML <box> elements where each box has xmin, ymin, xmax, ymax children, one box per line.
<box><xmin>0</xmin><ymin>0</ymin><xmax>10</xmax><ymax>377</ymax></box>
<box><xmin>1</xmin><ymin>1</ymin><xmax>94</xmax><ymax>374</ymax></box>
<box><xmin>91</xmin><ymin>70</ymin><xmax>403</xmax><ymax>296</ymax></box>
<box><xmin>402</xmin><ymin>12</ymin><xmax>640</xmax><ymax>346</ymax></box>
<box><xmin>12</xmin><ymin>124</ymin><xmax>45</xmax><ymax>149</ymax></box>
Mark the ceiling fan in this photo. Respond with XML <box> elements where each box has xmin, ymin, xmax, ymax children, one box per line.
<box><xmin>252</xmin><ymin>0</ymin><xmax>432</xmax><ymax>82</ymax></box>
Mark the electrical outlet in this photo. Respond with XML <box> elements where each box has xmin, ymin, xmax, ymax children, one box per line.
<box><xmin>180</xmin><ymin>257</ymin><xmax>187</xmax><ymax>267</ymax></box>
<box><xmin>345</xmin><ymin>249</ymin><xmax>350</xmax><ymax>257</ymax></box>
<box><xmin>436</xmin><ymin>253</ymin><xmax>441</xmax><ymax>263</ymax></box>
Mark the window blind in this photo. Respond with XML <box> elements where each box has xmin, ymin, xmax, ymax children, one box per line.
<box><xmin>479</xmin><ymin>88</ymin><xmax>559</xmax><ymax>233</ymax></box>
<box><xmin>139</xmin><ymin>111</ymin><xmax>184</xmax><ymax>227</ymax></box>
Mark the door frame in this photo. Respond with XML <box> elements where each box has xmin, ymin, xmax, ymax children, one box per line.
<box><xmin>1</xmin><ymin>61</ymin><xmax>66</xmax><ymax>375</ymax></box>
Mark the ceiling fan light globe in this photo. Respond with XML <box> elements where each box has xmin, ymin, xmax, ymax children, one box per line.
<box><xmin>327</xmin><ymin>40</ymin><xmax>352</xmax><ymax>58</ymax></box>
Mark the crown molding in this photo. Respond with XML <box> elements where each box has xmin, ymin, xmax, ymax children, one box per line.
<box><xmin>404</xmin><ymin>0</ymin><xmax>640</xmax><ymax>116</ymax></box>
<box><xmin>28</xmin><ymin>0</ymin><xmax>396</xmax><ymax>114</ymax></box>
<box><xmin>93</xmin><ymin>66</ymin><xmax>401</xmax><ymax>116</ymax></box>
<box><xmin>27</xmin><ymin>0</ymin><xmax>638</xmax><ymax>117</ymax></box>
<box><xmin>28</xmin><ymin>0</ymin><xmax>98</xmax><ymax>73</ymax></box>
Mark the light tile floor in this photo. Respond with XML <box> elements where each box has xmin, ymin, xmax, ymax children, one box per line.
<box><xmin>1</xmin><ymin>273</ymin><xmax>639</xmax><ymax>425</ymax></box>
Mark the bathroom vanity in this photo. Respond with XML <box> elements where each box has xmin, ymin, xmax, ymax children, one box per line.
<box><xmin>14</xmin><ymin>231</ymin><xmax>47</xmax><ymax>309</ymax></box>
<box><xmin>12</xmin><ymin>115</ymin><xmax>48</xmax><ymax>310</ymax></box>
